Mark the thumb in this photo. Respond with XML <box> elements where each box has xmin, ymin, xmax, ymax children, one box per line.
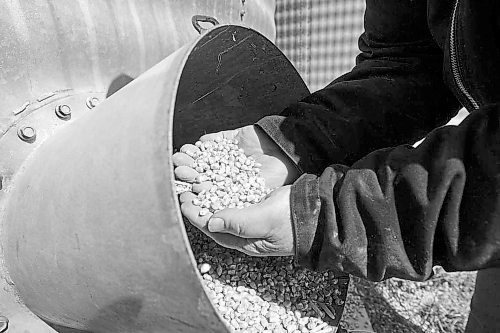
<box><xmin>207</xmin><ymin>206</ymin><xmax>265</xmax><ymax>238</ymax></box>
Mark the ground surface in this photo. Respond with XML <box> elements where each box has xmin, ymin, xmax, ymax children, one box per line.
<box><xmin>339</xmin><ymin>268</ymin><xmax>477</xmax><ymax>333</ymax></box>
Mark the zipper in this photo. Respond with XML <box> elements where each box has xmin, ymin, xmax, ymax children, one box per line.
<box><xmin>450</xmin><ymin>0</ymin><xmax>480</xmax><ymax>110</ymax></box>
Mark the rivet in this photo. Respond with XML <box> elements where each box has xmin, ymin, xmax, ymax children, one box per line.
<box><xmin>17</xmin><ymin>126</ymin><xmax>36</xmax><ymax>143</ymax></box>
<box><xmin>86</xmin><ymin>97</ymin><xmax>100</xmax><ymax>109</ymax></box>
<box><xmin>0</xmin><ymin>315</ymin><xmax>8</xmax><ymax>332</ymax></box>
<box><xmin>55</xmin><ymin>104</ymin><xmax>71</xmax><ymax>120</ymax></box>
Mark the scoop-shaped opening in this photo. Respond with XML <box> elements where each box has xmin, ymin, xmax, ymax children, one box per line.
<box><xmin>170</xmin><ymin>25</ymin><xmax>349</xmax><ymax>333</ymax></box>
<box><xmin>170</xmin><ymin>24</ymin><xmax>309</xmax><ymax>331</ymax></box>
<box><xmin>172</xmin><ymin>25</ymin><xmax>309</xmax><ymax>149</ymax></box>
<box><xmin>171</xmin><ymin>24</ymin><xmax>309</xmax><ymax>282</ymax></box>
<box><xmin>1</xmin><ymin>23</ymin><xmax>309</xmax><ymax>333</ymax></box>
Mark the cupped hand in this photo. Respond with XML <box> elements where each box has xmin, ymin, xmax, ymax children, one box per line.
<box><xmin>180</xmin><ymin>185</ymin><xmax>294</xmax><ymax>256</ymax></box>
<box><xmin>173</xmin><ymin>125</ymin><xmax>299</xmax><ymax>190</ymax></box>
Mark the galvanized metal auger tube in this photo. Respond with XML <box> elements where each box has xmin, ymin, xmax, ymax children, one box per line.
<box><xmin>0</xmin><ymin>24</ymin><xmax>308</xmax><ymax>332</ymax></box>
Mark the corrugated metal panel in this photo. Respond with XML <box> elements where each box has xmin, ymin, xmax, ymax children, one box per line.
<box><xmin>275</xmin><ymin>0</ymin><xmax>365</xmax><ymax>91</ymax></box>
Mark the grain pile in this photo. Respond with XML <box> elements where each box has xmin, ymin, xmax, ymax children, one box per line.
<box><xmin>176</xmin><ymin>138</ymin><xmax>349</xmax><ymax>333</ymax></box>
<box><xmin>340</xmin><ymin>269</ymin><xmax>476</xmax><ymax>333</ymax></box>
<box><xmin>186</xmin><ymin>222</ymin><xmax>348</xmax><ymax>333</ymax></box>
<box><xmin>179</xmin><ymin>138</ymin><xmax>271</xmax><ymax>214</ymax></box>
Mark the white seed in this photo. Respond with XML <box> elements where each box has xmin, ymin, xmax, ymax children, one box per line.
<box><xmin>310</xmin><ymin>322</ymin><xmax>328</xmax><ymax>332</ymax></box>
<box><xmin>178</xmin><ymin>138</ymin><xmax>343</xmax><ymax>332</ymax></box>
<box><xmin>269</xmin><ymin>312</ymin><xmax>281</xmax><ymax>323</ymax></box>
<box><xmin>197</xmin><ymin>174</ymin><xmax>209</xmax><ymax>183</ymax></box>
<box><xmin>199</xmin><ymin>208</ymin><xmax>209</xmax><ymax>216</ymax></box>
<box><xmin>199</xmin><ymin>263</ymin><xmax>211</xmax><ymax>274</ymax></box>
<box><xmin>211</xmin><ymin>202</ymin><xmax>222</xmax><ymax>211</ymax></box>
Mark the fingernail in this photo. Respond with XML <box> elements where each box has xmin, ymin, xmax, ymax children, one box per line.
<box><xmin>208</xmin><ymin>217</ymin><xmax>224</xmax><ymax>232</ymax></box>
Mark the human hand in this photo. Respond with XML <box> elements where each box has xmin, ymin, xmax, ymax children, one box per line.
<box><xmin>173</xmin><ymin>125</ymin><xmax>299</xmax><ymax>190</ymax></box>
<box><xmin>180</xmin><ymin>185</ymin><xmax>294</xmax><ymax>256</ymax></box>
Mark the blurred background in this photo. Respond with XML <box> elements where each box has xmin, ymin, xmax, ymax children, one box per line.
<box><xmin>276</xmin><ymin>0</ymin><xmax>365</xmax><ymax>92</ymax></box>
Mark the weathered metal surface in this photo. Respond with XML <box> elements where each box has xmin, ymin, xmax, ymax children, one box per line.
<box><xmin>0</xmin><ymin>0</ymin><xmax>276</xmax><ymax>136</ymax></box>
<box><xmin>0</xmin><ymin>1</ymin><xmax>275</xmax><ymax>332</ymax></box>
<box><xmin>1</xmin><ymin>25</ymin><xmax>309</xmax><ymax>332</ymax></box>
<box><xmin>173</xmin><ymin>25</ymin><xmax>309</xmax><ymax>148</ymax></box>
<box><xmin>0</xmin><ymin>279</ymin><xmax>57</xmax><ymax>333</ymax></box>
<box><xmin>0</xmin><ymin>91</ymin><xmax>106</xmax><ymax>333</ymax></box>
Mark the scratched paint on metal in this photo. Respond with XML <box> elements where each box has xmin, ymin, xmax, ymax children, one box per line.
<box><xmin>1</xmin><ymin>24</ymin><xmax>307</xmax><ymax>332</ymax></box>
<box><xmin>0</xmin><ymin>1</ymin><xmax>276</xmax><ymax>332</ymax></box>
<box><xmin>0</xmin><ymin>0</ymin><xmax>276</xmax><ymax>138</ymax></box>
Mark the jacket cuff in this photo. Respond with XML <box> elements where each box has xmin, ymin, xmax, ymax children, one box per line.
<box><xmin>290</xmin><ymin>173</ymin><xmax>323</xmax><ymax>269</ymax></box>
<box><xmin>256</xmin><ymin>115</ymin><xmax>304</xmax><ymax>173</ymax></box>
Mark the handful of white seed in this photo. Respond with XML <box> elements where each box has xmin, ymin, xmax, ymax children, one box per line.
<box><xmin>178</xmin><ymin>137</ymin><xmax>272</xmax><ymax>216</ymax></box>
<box><xmin>175</xmin><ymin>137</ymin><xmax>347</xmax><ymax>333</ymax></box>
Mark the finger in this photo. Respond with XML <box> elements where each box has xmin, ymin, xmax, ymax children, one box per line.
<box><xmin>181</xmin><ymin>201</ymin><xmax>211</xmax><ymax>230</ymax></box>
<box><xmin>181</xmin><ymin>201</ymin><xmax>266</xmax><ymax>256</ymax></box>
<box><xmin>196</xmin><ymin>223</ymin><xmax>257</xmax><ymax>256</ymax></box>
<box><xmin>172</xmin><ymin>152</ymin><xmax>194</xmax><ymax>167</ymax></box>
<box><xmin>179</xmin><ymin>191</ymin><xmax>196</xmax><ymax>204</ymax></box>
<box><xmin>207</xmin><ymin>208</ymin><xmax>240</xmax><ymax>234</ymax></box>
<box><xmin>209</xmin><ymin>233</ymin><xmax>252</xmax><ymax>254</ymax></box>
<box><xmin>199</xmin><ymin>129</ymin><xmax>237</xmax><ymax>142</ymax></box>
<box><xmin>209</xmin><ymin>237</ymin><xmax>275</xmax><ymax>257</ymax></box>
<box><xmin>174</xmin><ymin>165</ymin><xmax>199</xmax><ymax>182</ymax></box>
<box><xmin>180</xmin><ymin>144</ymin><xmax>201</xmax><ymax>158</ymax></box>
<box><xmin>207</xmin><ymin>204</ymin><xmax>266</xmax><ymax>238</ymax></box>
<box><xmin>192</xmin><ymin>181</ymin><xmax>213</xmax><ymax>194</ymax></box>
<box><xmin>199</xmin><ymin>132</ymin><xmax>223</xmax><ymax>142</ymax></box>
<box><xmin>180</xmin><ymin>200</ymin><xmax>242</xmax><ymax>251</ymax></box>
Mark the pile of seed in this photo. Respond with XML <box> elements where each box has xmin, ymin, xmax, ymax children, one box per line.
<box><xmin>342</xmin><ymin>270</ymin><xmax>476</xmax><ymax>333</ymax></box>
<box><xmin>181</xmin><ymin>138</ymin><xmax>272</xmax><ymax>215</ymax></box>
<box><xmin>176</xmin><ymin>138</ymin><xmax>348</xmax><ymax>332</ymax></box>
<box><xmin>186</xmin><ymin>222</ymin><xmax>348</xmax><ymax>333</ymax></box>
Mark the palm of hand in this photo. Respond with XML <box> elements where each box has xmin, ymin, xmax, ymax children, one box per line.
<box><xmin>229</xmin><ymin>125</ymin><xmax>298</xmax><ymax>188</ymax></box>
<box><xmin>176</xmin><ymin>125</ymin><xmax>298</xmax><ymax>257</ymax></box>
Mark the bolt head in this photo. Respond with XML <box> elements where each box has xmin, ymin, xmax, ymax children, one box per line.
<box><xmin>55</xmin><ymin>104</ymin><xmax>71</xmax><ymax>119</ymax></box>
<box><xmin>17</xmin><ymin>126</ymin><xmax>36</xmax><ymax>142</ymax></box>
<box><xmin>86</xmin><ymin>97</ymin><xmax>100</xmax><ymax>109</ymax></box>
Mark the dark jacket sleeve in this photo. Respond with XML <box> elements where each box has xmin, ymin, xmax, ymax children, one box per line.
<box><xmin>256</xmin><ymin>0</ymin><xmax>500</xmax><ymax>281</ymax></box>
<box><xmin>291</xmin><ymin>104</ymin><xmax>500</xmax><ymax>281</ymax></box>
<box><xmin>258</xmin><ymin>0</ymin><xmax>460</xmax><ymax>174</ymax></box>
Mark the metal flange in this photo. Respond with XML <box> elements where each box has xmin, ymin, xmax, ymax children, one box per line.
<box><xmin>0</xmin><ymin>91</ymin><xmax>105</xmax><ymax>333</ymax></box>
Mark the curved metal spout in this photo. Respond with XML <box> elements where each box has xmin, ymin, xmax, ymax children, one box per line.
<box><xmin>1</xmin><ymin>25</ymin><xmax>308</xmax><ymax>332</ymax></box>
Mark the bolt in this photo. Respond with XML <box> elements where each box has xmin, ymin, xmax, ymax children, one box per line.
<box><xmin>86</xmin><ymin>96</ymin><xmax>100</xmax><ymax>109</ymax></box>
<box><xmin>0</xmin><ymin>315</ymin><xmax>8</xmax><ymax>332</ymax></box>
<box><xmin>17</xmin><ymin>126</ymin><xmax>36</xmax><ymax>143</ymax></box>
<box><xmin>55</xmin><ymin>104</ymin><xmax>72</xmax><ymax>120</ymax></box>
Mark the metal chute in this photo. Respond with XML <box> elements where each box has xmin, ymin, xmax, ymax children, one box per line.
<box><xmin>0</xmin><ymin>23</ymin><xmax>308</xmax><ymax>332</ymax></box>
